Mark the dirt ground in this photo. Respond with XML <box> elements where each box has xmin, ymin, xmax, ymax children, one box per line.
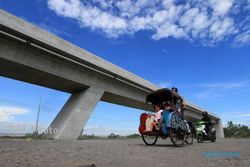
<box><xmin>0</xmin><ymin>138</ymin><xmax>249</xmax><ymax>167</ymax></box>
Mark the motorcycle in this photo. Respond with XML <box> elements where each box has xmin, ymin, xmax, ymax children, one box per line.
<box><xmin>184</xmin><ymin>120</ymin><xmax>195</xmax><ymax>145</ymax></box>
<box><xmin>196</xmin><ymin>120</ymin><xmax>216</xmax><ymax>143</ymax></box>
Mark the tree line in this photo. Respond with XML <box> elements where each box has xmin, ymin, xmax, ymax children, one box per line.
<box><xmin>223</xmin><ymin>121</ymin><xmax>250</xmax><ymax>138</ymax></box>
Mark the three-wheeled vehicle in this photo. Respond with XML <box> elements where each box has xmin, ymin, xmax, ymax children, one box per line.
<box><xmin>139</xmin><ymin>88</ymin><xmax>195</xmax><ymax>147</ymax></box>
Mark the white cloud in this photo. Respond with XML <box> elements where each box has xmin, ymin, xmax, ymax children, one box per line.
<box><xmin>0</xmin><ymin>106</ymin><xmax>29</xmax><ymax>123</ymax></box>
<box><xmin>199</xmin><ymin>81</ymin><xmax>249</xmax><ymax>90</ymax></box>
<box><xmin>158</xmin><ymin>81</ymin><xmax>172</xmax><ymax>88</ymax></box>
<box><xmin>0</xmin><ymin>106</ymin><xmax>33</xmax><ymax>134</ymax></box>
<box><xmin>0</xmin><ymin>122</ymin><xmax>34</xmax><ymax>134</ymax></box>
<box><xmin>209</xmin><ymin>0</ymin><xmax>234</xmax><ymax>16</ymax></box>
<box><xmin>48</xmin><ymin>0</ymin><xmax>128</xmax><ymax>37</ymax></box>
<box><xmin>247</xmin><ymin>0</ymin><xmax>250</xmax><ymax>11</ymax></box>
<box><xmin>222</xmin><ymin>111</ymin><xmax>250</xmax><ymax>127</ymax></box>
<box><xmin>236</xmin><ymin>113</ymin><xmax>250</xmax><ymax>118</ymax></box>
<box><xmin>209</xmin><ymin>17</ymin><xmax>236</xmax><ymax>42</ymax></box>
<box><xmin>152</xmin><ymin>23</ymin><xmax>186</xmax><ymax>40</ymax></box>
<box><xmin>233</xmin><ymin>30</ymin><xmax>250</xmax><ymax>47</ymax></box>
<box><xmin>78</xmin><ymin>7</ymin><xmax>128</xmax><ymax>37</ymax></box>
<box><xmin>48</xmin><ymin>0</ymin><xmax>81</xmax><ymax>18</ymax></box>
<box><xmin>193</xmin><ymin>81</ymin><xmax>250</xmax><ymax>100</ymax></box>
<box><xmin>94</xmin><ymin>0</ymin><xmax>114</xmax><ymax>10</ymax></box>
<box><xmin>47</xmin><ymin>0</ymin><xmax>250</xmax><ymax>46</ymax></box>
<box><xmin>0</xmin><ymin>121</ymin><xmax>51</xmax><ymax>134</ymax></box>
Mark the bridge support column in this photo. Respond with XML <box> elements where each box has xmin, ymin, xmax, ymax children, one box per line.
<box><xmin>215</xmin><ymin>119</ymin><xmax>224</xmax><ymax>138</ymax></box>
<box><xmin>46</xmin><ymin>87</ymin><xmax>104</xmax><ymax>140</ymax></box>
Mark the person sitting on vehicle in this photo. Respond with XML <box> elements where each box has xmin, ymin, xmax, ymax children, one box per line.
<box><xmin>159</xmin><ymin>101</ymin><xmax>174</xmax><ymax>134</ymax></box>
<box><xmin>157</xmin><ymin>101</ymin><xmax>173</xmax><ymax>130</ymax></box>
<box><xmin>164</xmin><ymin>101</ymin><xmax>174</xmax><ymax>112</ymax></box>
<box><xmin>201</xmin><ymin>111</ymin><xmax>212</xmax><ymax>135</ymax></box>
<box><xmin>144</xmin><ymin>103</ymin><xmax>164</xmax><ymax>132</ymax></box>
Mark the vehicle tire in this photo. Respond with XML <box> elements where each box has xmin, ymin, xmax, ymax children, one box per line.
<box><xmin>197</xmin><ymin>133</ymin><xmax>203</xmax><ymax>143</ymax></box>
<box><xmin>185</xmin><ymin>126</ymin><xmax>194</xmax><ymax>145</ymax></box>
<box><xmin>169</xmin><ymin>128</ymin><xmax>186</xmax><ymax>147</ymax></box>
<box><xmin>141</xmin><ymin>134</ymin><xmax>158</xmax><ymax>145</ymax></box>
<box><xmin>211</xmin><ymin>136</ymin><xmax>216</xmax><ymax>142</ymax></box>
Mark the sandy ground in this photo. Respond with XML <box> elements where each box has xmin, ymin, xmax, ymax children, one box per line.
<box><xmin>0</xmin><ymin>138</ymin><xmax>249</xmax><ymax>167</ymax></box>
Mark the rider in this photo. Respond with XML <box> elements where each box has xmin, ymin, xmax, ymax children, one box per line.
<box><xmin>171</xmin><ymin>87</ymin><xmax>179</xmax><ymax>106</ymax></box>
<box><xmin>201</xmin><ymin>111</ymin><xmax>212</xmax><ymax>136</ymax></box>
<box><xmin>171</xmin><ymin>87</ymin><xmax>186</xmax><ymax>119</ymax></box>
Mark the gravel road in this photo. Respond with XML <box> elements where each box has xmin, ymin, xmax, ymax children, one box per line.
<box><xmin>0</xmin><ymin>138</ymin><xmax>249</xmax><ymax>167</ymax></box>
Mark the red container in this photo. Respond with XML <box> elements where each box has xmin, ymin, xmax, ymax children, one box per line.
<box><xmin>138</xmin><ymin>113</ymin><xmax>149</xmax><ymax>134</ymax></box>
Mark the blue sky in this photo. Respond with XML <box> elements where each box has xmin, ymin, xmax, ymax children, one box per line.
<box><xmin>0</xmin><ymin>0</ymin><xmax>250</xmax><ymax>135</ymax></box>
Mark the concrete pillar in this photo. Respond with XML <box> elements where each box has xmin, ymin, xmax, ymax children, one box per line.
<box><xmin>45</xmin><ymin>87</ymin><xmax>104</xmax><ymax>140</ymax></box>
<box><xmin>215</xmin><ymin>119</ymin><xmax>224</xmax><ymax>138</ymax></box>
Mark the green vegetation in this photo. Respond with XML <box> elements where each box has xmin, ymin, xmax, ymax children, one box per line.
<box><xmin>0</xmin><ymin>133</ymin><xmax>53</xmax><ymax>140</ymax></box>
<box><xmin>1</xmin><ymin>132</ymin><xmax>141</xmax><ymax>140</ymax></box>
<box><xmin>108</xmin><ymin>133</ymin><xmax>120</xmax><ymax>139</ymax></box>
<box><xmin>77</xmin><ymin>133</ymin><xmax>141</xmax><ymax>140</ymax></box>
<box><xmin>224</xmin><ymin>121</ymin><xmax>250</xmax><ymax>138</ymax></box>
<box><xmin>0</xmin><ymin>135</ymin><xmax>32</xmax><ymax>140</ymax></box>
<box><xmin>78</xmin><ymin>134</ymin><xmax>104</xmax><ymax>140</ymax></box>
<box><xmin>125</xmin><ymin>134</ymin><xmax>141</xmax><ymax>138</ymax></box>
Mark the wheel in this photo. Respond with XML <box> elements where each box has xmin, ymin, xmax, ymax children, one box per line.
<box><xmin>185</xmin><ymin>127</ymin><xmax>194</xmax><ymax>145</ymax></box>
<box><xmin>196</xmin><ymin>133</ymin><xmax>203</xmax><ymax>143</ymax></box>
<box><xmin>169</xmin><ymin>128</ymin><xmax>186</xmax><ymax>147</ymax></box>
<box><xmin>211</xmin><ymin>135</ymin><xmax>216</xmax><ymax>142</ymax></box>
<box><xmin>141</xmin><ymin>134</ymin><xmax>158</xmax><ymax>145</ymax></box>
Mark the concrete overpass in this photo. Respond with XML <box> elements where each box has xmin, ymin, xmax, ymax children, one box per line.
<box><xmin>0</xmin><ymin>10</ymin><xmax>224</xmax><ymax>139</ymax></box>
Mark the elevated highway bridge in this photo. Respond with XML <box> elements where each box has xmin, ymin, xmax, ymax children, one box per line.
<box><xmin>0</xmin><ymin>10</ymin><xmax>224</xmax><ymax>139</ymax></box>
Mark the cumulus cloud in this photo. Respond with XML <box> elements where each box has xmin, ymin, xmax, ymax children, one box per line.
<box><xmin>47</xmin><ymin>0</ymin><xmax>250</xmax><ymax>46</ymax></box>
<box><xmin>209</xmin><ymin>0</ymin><xmax>234</xmax><ymax>16</ymax></box>
<box><xmin>48</xmin><ymin>0</ymin><xmax>128</xmax><ymax>37</ymax></box>
<box><xmin>234</xmin><ymin>29</ymin><xmax>250</xmax><ymax>47</ymax></box>
<box><xmin>0</xmin><ymin>106</ymin><xmax>29</xmax><ymax>123</ymax></box>
<box><xmin>0</xmin><ymin>106</ymin><xmax>33</xmax><ymax>134</ymax></box>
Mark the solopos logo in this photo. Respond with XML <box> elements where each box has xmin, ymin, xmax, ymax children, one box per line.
<box><xmin>202</xmin><ymin>151</ymin><xmax>240</xmax><ymax>158</ymax></box>
<box><xmin>44</xmin><ymin>127</ymin><xmax>59</xmax><ymax>134</ymax></box>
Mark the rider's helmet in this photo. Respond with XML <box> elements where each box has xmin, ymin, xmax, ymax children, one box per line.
<box><xmin>202</xmin><ymin>111</ymin><xmax>208</xmax><ymax>118</ymax></box>
<box><xmin>171</xmin><ymin>87</ymin><xmax>178</xmax><ymax>93</ymax></box>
